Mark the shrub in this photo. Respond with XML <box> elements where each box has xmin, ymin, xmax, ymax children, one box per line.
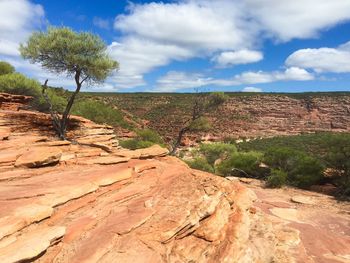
<box><xmin>0</xmin><ymin>61</ymin><xmax>15</xmax><ymax>75</ymax></box>
<box><xmin>0</xmin><ymin>72</ymin><xmax>42</xmax><ymax>97</ymax></box>
<box><xmin>264</xmin><ymin>147</ymin><xmax>324</xmax><ymax>188</ymax></box>
<box><xmin>216</xmin><ymin>151</ymin><xmax>263</xmax><ymax>177</ymax></box>
<box><xmin>119</xmin><ymin>139</ymin><xmax>154</xmax><ymax>150</ymax></box>
<box><xmin>323</xmin><ymin>133</ymin><xmax>350</xmax><ymax>198</ymax></box>
<box><xmin>186</xmin><ymin>157</ymin><xmax>214</xmax><ymax>173</ymax></box>
<box><xmin>120</xmin><ymin>129</ymin><xmax>164</xmax><ymax>150</ymax></box>
<box><xmin>199</xmin><ymin>143</ymin><xmax>237</xmax><ymax>166</ymax></box>
<box><xmin>0</xmin><ymin>72</ymin><xmax>66</xmax><ymax>112</ymax></box>
<box><xmin>188</xmin><ymin>117</ymin><xmax>211</xmax><ymax>131</ymax></box>
<box><xmin>266</xmin><ymin>169</ymin><xmax>287</xmax><ymax>188</ymax></box>
<box><xmin>136</xmin><ymin>129</ymin><xmax>164</xmax><ymax>144</ymax></box>
<box><xmin>72</xmin><ymin>100</ymin><xmax>130</xmax><ymax>128</ymax></box>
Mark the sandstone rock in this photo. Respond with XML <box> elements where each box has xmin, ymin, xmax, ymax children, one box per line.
<box><xmin>1</xmin><ymin>94</ymin><xmax>349</xmax><ymax>263</ymax></box>
<box><xmin>0</xmin><ymin>226</ymin><xmax>65</xmax><ymax>263</ymax></box>
<box><xmin>15</xmin><ymin>147</ymin><xmax>62</xmax><ymax>168</ymax></box>
<box><xmin>78</xmin><ymin>156</ymin><xmax>130</xmax><ymax>165</ymax></box>
<box><xmin>118</xmin><ymin>145</ymin><xmax>169</xmax><ymax>159</ymax></box>
<box><xmin>291</xmin><ymin>195</ymin><xmax>315</xmax><ymax>205</ymax></box>
<box><xmin>270</xmin><ymin>208</ymin><xmax>301</xmax><ymax>223</ymax></box>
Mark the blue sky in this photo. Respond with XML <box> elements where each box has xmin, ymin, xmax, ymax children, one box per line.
<box><xmin>0</xmin><ymin>0</ymin><xmax>350</xmax><ymax>93</ymax></box>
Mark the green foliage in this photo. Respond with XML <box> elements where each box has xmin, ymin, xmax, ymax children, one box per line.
<box><xmin>216</xmin><ymin>151</ymin><xmax>263</xmax><ymax>177</ymax></box>
<box><xmin>120</xmin><ymin>128</ymin><xmax>164</xmax><ymax>150</ymax></box>
<box><xmin>323</xmin><ymin>133</ymin><xmax>350</xmax><ymax>198</ymax></box>
<box><xmin>119</xmin><ymin>139</ymin><xmax>154</xmax><ymax>150</ymax></box>
<box><xmin>136</xmin><ymin>129</ymin><xmax>164</xmax><ymax>144</ymax></box>
<box><xmin>20</xmin><ymin>27</ymin><xmax>118</xmax><ymax>84</ymax></box>
<box><xmin>266</xmin><ymin>169</ymin><xmax>288</xmax><ymax>188</ymax></box>
<box><xmin>199</xmin><ymin>143</ymin><xmax>237</xmax><ymax>166</ymax></box>
<box><xmin>0</xmin><ymin>61</ymin><xmax>15</xmax><ymax>75</ymax></box>
<box><xmin>71</xmin><ymin>100</ymin><xmax>130</xmax><ymax>128</ymax></box>
<box><xmin>264</xmin><ymin>147</ymin><xmax>324</xmax><ymax>188</ymax></box>
<box><xmin>188</xmin><ymin>117</ymin><xmax>211</xmax><ymax>131</ymax></box>
<box><xmin>186</xmin><ymin>157</ymin><xmax>214</xmax><ymax>173</ymax></box>
<box><xmin>0</xmin><ymin>72</ymin><xmax>41</xmax><ymax>96</ymax></box>
<box><xmin>206</xmin><ymin>92</ymin><xmax>229</xmax><ymax>109</ymax></box>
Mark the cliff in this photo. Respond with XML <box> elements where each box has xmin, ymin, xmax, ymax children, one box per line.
<box><xmin>96</xmin><ymin>93</ymin><xmax>350</xmax><ymax>142</ymax></box>
<box><xmin>0</xmin><ymin>93</ymin><xmax>349</xmax><ymax>263</ymax></box>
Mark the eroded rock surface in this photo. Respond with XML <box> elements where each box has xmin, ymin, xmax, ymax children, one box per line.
<box><xmin>235</xmin><ymin>177</ymin><xmax>350</xmax><ymax>263</ymax></box>
<box><xmin>0</xmin><ymin>93</ymin><xmax>349</xmax><ymax>263</ymax></box>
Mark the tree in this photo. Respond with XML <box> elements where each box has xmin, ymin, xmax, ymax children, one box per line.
<box><xmin>170</xmin><ymin>92</ymin><xmax>228</xmax><ymax>155</ymax></box>
<box><xmin>20</xmin><ymin>27</ymin><xmax>118</xmax><ymax>139</ymax></box>
<box><xmin>0</xmin><ymin>61</ymin><xmax>15</xmax><ymax>75</ymax></box>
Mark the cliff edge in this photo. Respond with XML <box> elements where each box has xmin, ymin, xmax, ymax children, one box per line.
<box><xmin>0</xmin><ymin>93</ymin><xmax>349</xmax><ymax>263</ymax></box>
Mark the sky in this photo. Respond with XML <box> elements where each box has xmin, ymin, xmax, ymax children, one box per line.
<box><xmin>0</xmin><ymin>0</ymin><xmax>350</xmax><ymax>93</ymax></box>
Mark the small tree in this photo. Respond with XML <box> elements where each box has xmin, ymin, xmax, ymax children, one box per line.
<box><xmin>20</xmin><ymin>27</ymin><xmax>118</xmax><ymax>139</ymax></box>
<box><xmin>170</xmin><ymin>92</ymin><xmax>228</xmax><ymax>155</ymax></box>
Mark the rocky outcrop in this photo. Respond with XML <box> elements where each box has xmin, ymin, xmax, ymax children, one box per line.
<box><xmin>102</xmin><ymin>93</ymin><xmax>350</xmax><ymax>142</ymax></box>
<box><xmin>0</xmin><ymin>93</ymin><xmax>349</xmax><ymax>263</ymax></box>
<box><xmin>231</xmin><ymin>177</ymin><xmax>350</xmax><ymax>263</ymax></box>
<box><xmin>0</xmin><ymin>93</ymin><xmax>32</xmax><ymax>111</ymax></box>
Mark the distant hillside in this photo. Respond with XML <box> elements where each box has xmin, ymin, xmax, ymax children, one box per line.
<box><xmin>82</xmin><ymin>92</ymin><xmax>350</xmax><ymax>142</ymax></box>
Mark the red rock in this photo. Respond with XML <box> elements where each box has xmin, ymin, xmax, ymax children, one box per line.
<box><xmin>15</xmin><ymin>147</ymin><xmax>62</xmax><ymax>168</ymax></box>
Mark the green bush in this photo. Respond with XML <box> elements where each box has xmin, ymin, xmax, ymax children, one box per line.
<box><xmin>136</xmin><ymin>129</ymin><xmax>164</xmax><ymax>144</ymax></box>
<box><xmin>0</xmin><ymin>61</ymin><xmax>15</xmax><ymax>75</ymax></box>
<box><xmin>199</xmin><ymin>143</ymin><xmax>237</xmax><ymax>166</ymax></box>
<box><xmin>189</xmin><ymin>117</ymin><xmax>211</xmax><ymax>131</ymax></box>
<box><xmin>119</xmin><ymin>139</ymin><xmax>154</xmax><ymax>150</ymax></box>
<box><xmin>0</xmin><ymin>72</ymin><xmax>66</xmax><ymax>112</ymax></box>
<box><xmin>72</xmin><ymin>100</ymin><xmax>130</xmax><ymax>128</ymax></box>
<box><xmin>323</xmin><ymin>134</ymin><xmax>350</xmax><ymax>198</ymax></box>
<box><xmin>0</xmin><ymin>72</ymin><xmax>42</xmax><ymax>97</ymax></box>
<box><xmin>216</xmin><ymin>151</ymin><xmax>263</xmax><ymax>177</ymax></box>
<box><xmin>266</xmin><ymin>169</ymin><xmax>287</xmax><ymax>188</ymax></box>
<box><xmin>186</xmin><ymin>157</ymin><xmax>214</xmax><ymax>173</ymax></box>
<box><xmin>120</xmin><ymin>129</ymin><xmax>164</xmax><ymax>150</ymax></box>
<box><xmin>264</xmin><ymin>147</ymin><xmax>324</xmax><ymax>188</ymax></box>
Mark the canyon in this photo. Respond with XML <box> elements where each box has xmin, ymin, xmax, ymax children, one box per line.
<box><xmin>96</xmin><ymin>93</ymin><xmax>350</xmax><ymax>143</ymax></box>
<box><xmin>0</xmin><ymin>93</ymin><xmax>349</xmax><ymax>263</ymax></box>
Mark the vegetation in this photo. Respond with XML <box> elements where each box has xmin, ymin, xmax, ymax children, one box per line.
<box><xmin>186</xmin><ymin>157</ymin><xmax>214</xmax><ymax>173</ymax></box>
<box><xmin>0</xmin><ymin>61</ymin><xmax>15</xmax><ymax>75</ymax></box>
<box><xmin>266</xmin><ymin>169</ymin><xmax>288</xmax><ymax>188</ymax></box>
<box><xmin>182</xmin><ymin>133</ymin><xmax>350</xmax><ymax>199</ymax></box>
<box><xmin>120</xmin><ymin>129</ymin><xmax>164</xmax><ymax>150</ymax></box>
<box><xmin>264</xmin><ymin>147</ymin><xmax>324</xmax><ymax>188</ymax></box>
<box><xmin>0</xmin><ymin>60</ymin><xmax>130</xmax><ymax>129</ymax></box>
<box><xmin>20</xmin><ymin>26</ymin><xmax>118</xmax><ymax>139</ymax></box>
<box><xmin>171</xmin><ymin>92</ymin><xmax>228</xmax><ymax>155</ymax></box>
<box><xmin>199</xmin><ymin>143</ymin><xmax>237</xmax><ymax>166</ymax></box>
<box><xmin>71</xmin><ymin>100</ymin><xmax>129</xmax><ymax>128</ymax></box>
<box><xmin>216</xmin><ymin>151</ymin><xmax>264</xmax><ymax>177</ymax></box>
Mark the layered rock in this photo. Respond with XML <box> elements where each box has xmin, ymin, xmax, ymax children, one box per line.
<box><xmin>0</xmin><ymin>93</ymin><xmax>349</xmax><ymax>263</ymax></box>
<box><xmin>102</xmin><ymin>93</ymin><xmax>350</xmax><ymax>142</ymax></box>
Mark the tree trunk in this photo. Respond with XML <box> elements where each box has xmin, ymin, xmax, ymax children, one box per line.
<box><xmin>170</xmin><ymin>127</ymin><xmax>189</xmax><ymax>155</ymax></box>
<box><xmin>58</xmin><ymin>71</ymin><xmax>81</xmax><ymax>140</ymax></box>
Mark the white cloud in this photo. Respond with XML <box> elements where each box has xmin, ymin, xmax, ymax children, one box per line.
<box><xmin>242</xmin><ymin>87</ymin><xmax>262</xmax><ymax>92</ymax></box>
<box><xmin>0</xmin><ymin>0</ymin><xmax>44</xmax><ymax>57</ymax></box>
<box><xmin>110</xmin><ymin>0</ymin><xmax>350</xmax><ymax>88</ymax></box>
<box><xmin>115</xmin><ymin>1</ymin><xmax>253</xmax><ymax>51</ymax></box>
<box><xmin>244</xmin><ymin>0</ymin><xmax>350</xmax><ymax>41</ymax></box>
<box><xmin>213</xmin><ymin>50</ymin><xmax>263</xmax><ymax>67</ymax></box>
<box><xmin>156</xmin><ymin>67</ymin><xmax>314</xmax><ymax>92</ymax></box>
<box><xmin>156</xmin><ymin>71</ymin><xmax>212</xmax><ymax>92</ymax></box>
<box><xmin>93</xmin><ymin>17</ymin><xmax>110</xmax><ymax>30</ymax></box>
<box><xmin>286</xmin><ymin>41</ymin><xmax>350</xmax><ymax>73</ymax></box>
<box><xmin>0</xmin><ymin>0</ymin><xmax>348</xmax><ymax>91</ymax></box>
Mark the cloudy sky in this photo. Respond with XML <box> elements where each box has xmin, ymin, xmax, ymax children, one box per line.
<box><xmin>0</xmin><ymin>0</ymin><xmax>350</xmax><ymax>93</ymax></box>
